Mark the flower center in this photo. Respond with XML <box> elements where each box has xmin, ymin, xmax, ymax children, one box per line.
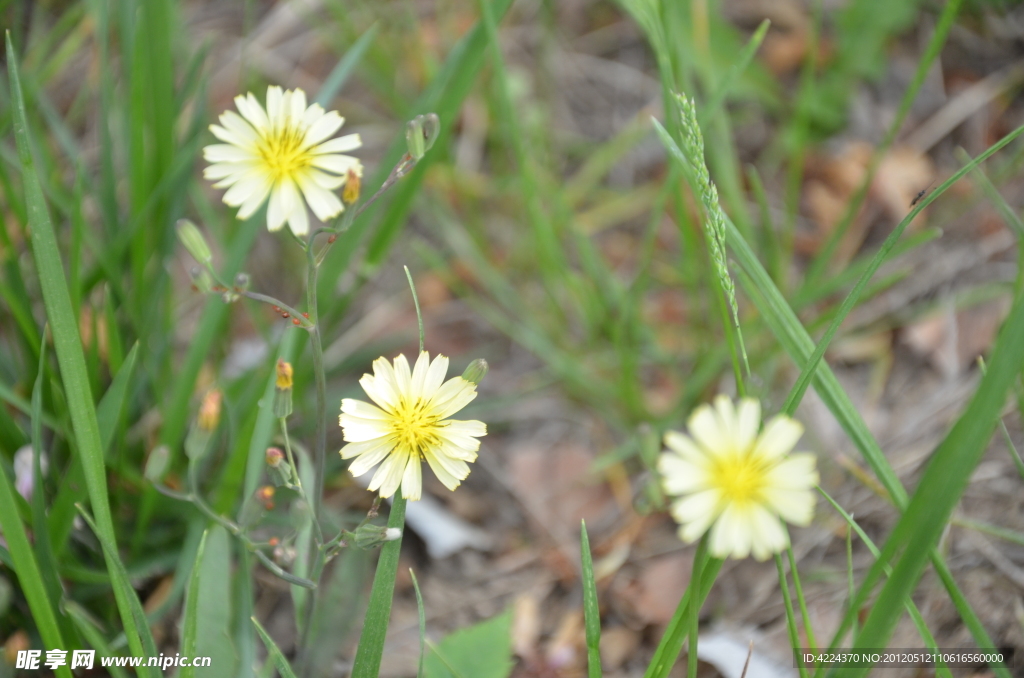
<box><xmin>711</xmin><ymin>450</ymin><xmax>768</xmax><ymax>504</ymax></box>
<box><xmin>391</xmin><ymin>397</ymin><xmax>442</xmax><ymax>456</ymax></box>
<box><xmin>257</xmin><ymin>124</ymin><xmax>312</xmax><ymax>182</ymax></box>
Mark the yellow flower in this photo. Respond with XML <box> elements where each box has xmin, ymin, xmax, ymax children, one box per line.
<box><xmin>339</xmin><ymin>352</ymin><xmax>487</xmax><ymax>501</ymax></box>
<box><xmin>658</xmin><ymin>395</ymin><xmax>818</xmax><ymax>561</ymax></box>
<box><xmin>203</xmin><ymin>86</ymin><xmax>362</xmax><ymax>236</ymax></box>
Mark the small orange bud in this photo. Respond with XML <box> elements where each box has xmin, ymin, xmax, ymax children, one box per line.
<box><xmin>268</xmin><ymin>536</ymin><xmax>280</xmax><ymax>547</ymax></box>
<box><xmin>197</xmin><ymin>389</ymin><xmax>222</xmax><ymax>432</ymax></box>
<box><xmin>256</xmin><ymin>485</ymin><xmax>275</xmax><ymax>510</ymax></box>
<box><xmin>343</xmin><ymin>168</ymin><xmax>361</xmax><ymax>205</ymax></box>
<box><xmin>275</xmin><ymin>360</ymin><xmax>293</xmax><ymax>390</ymax></box>
<box><xmin>266</xmin><ymin>446</ymin><xmax>285</xmax><ymax>467</ymax></box>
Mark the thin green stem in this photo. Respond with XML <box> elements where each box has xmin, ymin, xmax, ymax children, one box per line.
<box><xmin>787</xmin><ymin>544</ymin><xmax>817</xmax><ymax>652</ymax></box>
<box><xmin>687</xmin><ymin>537</ymin><xmax>707</xmax><ymax>678</ymax></box>
<box><xmin>776</xmin><ymin>553</ymin><xmax>808</xmax><ymax>678</ymax></box>
<box><xmin>305</xmin><ymin>250</ymin><xmax>326</xmax><ymax>529</ymax></box>
<box><xmin>280</xmin><ymin>418</ymin><xmax>323</xmax><ymax>547</ymax></box>
<box><xmin>405</xmin><ymin>265</ymin><xmax>425</xmax><ymax>352</ymax></box>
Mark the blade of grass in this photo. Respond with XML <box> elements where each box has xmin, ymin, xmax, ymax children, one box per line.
<box><xmin>775</xmin><ymin>551</ymin><xmax>808</xmax><ymax>678</ymax></box>
<box><xmin>779</xmin><ymin>121</ymin><xmax>1024</xmax><ymax>418</ymax></box>
<box><xmin>65</xmin><ymin>601</ymin><xmax>131</xmax><ymax>678</ymax></box>
<box><xmin>581</xmin><ymin>521</ymin><xmax>602</xmax><ymax>678</ymax></box>
<box><xmin>252</xmin><ymin>616</ymin><xmax>300</xmax><ymax>678</ymax></box>
<box><xmin>7</xmin><ymin>32</ymin><xmax>148</xmax><ymax>669</ymax></box>
<box><xmin>804</xmin><ymin>0</ymin><xmax>964</xmax><ymax>285</ymax></box>
<box><xmin>840</xmin><ymin>294</ymin><xmax>1024</xmax><ymax>675</ymax></box>
<box><xmin>76</xmin><ymin>504</ymin><xmax>158</xmax><ymax>677</ymax></box>
<box><xmin>179</xmin><ymin>529</ymin><xmax>210</xmax><ymax>678</ymax></box>
<box><xmin>817</xmin><ymin>488</ymin><xmax>952</xmax><ymax>678</ymax></box>
<box><xmin>698</xmin><ymin>19</ymin><xmax>770</xmax><ymax>127</ymax></box>
<box><xmin>0</xmin><ymin>435</ymin><xmax>71</xmax><ymax>678</ymax></box>
<box><xmin>411</xmin><ymin>569</ymin><xmax>427</xmax><ymax>678</ymax></box>
<box><xmin>350</xmin><ymin>490</ymin><xmax>408</xmax><ymax>678</ymax></box>
<box><xmin>314</xmin><ymin>23</ymin><xmax>379</xmax><ymax>108</ymax></box>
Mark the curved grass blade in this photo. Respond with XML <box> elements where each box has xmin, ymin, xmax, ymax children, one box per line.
<box><xmin>252</xmin><ymin>616</ymin><xmax>299</xmax><ymax>678</ymax></box>
<box><xmin>315</xmin><ymin>24</ymin><xmax>379</xmax><ymax>108</ymax></box>
<box><xmin>0</xmin><ymin>441</ymin><xmax>71</xmax><ymax>678</ymax></box>
<box><xmin>7</xmin><ymin>32</ymin><xmax>147</xmax><ymax>672</ymax></box>
<box><xmin>411</xmin><ymin>569</ymin><xmax>427</xmax><ymax>678</ymax></box>
<box><xmin>179</xmin><ymin>529</ymin><xmax>210</xmax><ymax>678</ymax></box>
<box><xmin>65</xmin><ymin>601</ymin><xmax>131</xmax><ymax>678</ymax></box>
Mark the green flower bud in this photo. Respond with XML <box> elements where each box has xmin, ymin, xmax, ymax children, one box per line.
<box><xmin>144</xmin><ymin>445</ymin><xmax>171</xmax><ymax>482</ymax></box>
<box><xmin>406</xmin><ymin>113</ymin><xmax>440</xmax><ymax>160</ymax></box>
<box><xmin>353</xmin><ymin>524</ymin><xmax>402</xmax><ymax>550</ymax></box>
<box><xmin>177</xmin><ymin>219</ymin><xmax>212</xmax><ymax>264</ymax></box>
<box><xmin>461</xmin><ymin>358</ymin><xmax>488</xmax><ymax>384</ymax></box>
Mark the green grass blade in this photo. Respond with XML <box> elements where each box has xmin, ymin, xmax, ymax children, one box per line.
<box><xmin>775</xmin><ymin>553</ymin><xmax>807</xmax><ymax>678</ymax></box>
<box><xmin>0</xmin><ymin>439</ymin><xmax>71</xmax><ymax>678</ymax></box>
<box><xmin>319</xmin><ymin>0</ymin><xmax>515</xmax><ymax>303</ymax></box>
<box><xmin>804</xmin><ymin>0</ymin><xmax>964</xmax><ymax>284</ymax></box>
<box><xmin>315</xmin><ymin>23</ymin><xmax>379</xmax><ymax>108</ymax></box>
<box><xmin>780</xmin><ymin>121</ymin><xmax>1024</xmax><ymax>417</ymax></box>
<box><xmin>816</xmin><ymin>488</ymin><xmax>952</xmax><ymax>678</ymax></box>
<box><xmin>75</xmin><ymin>504</ymin><xmax>157</xmax><ymax>678</ymax></box>
<box><xmin>179</xmin><ymin>529</ymin><xmax>210</xmax><ymax>678</ymax></box>
<box><xmin>351</xmin><ymin>492</ymin><xmax>408</xmax><ymax>678</ymax></box>
<box><xmin>643</xmin><ymin>553</ymin><xmax>723</xmax><ymax>678</ymax></box>
<box><xmin>6</xmin><ymin>31</ymin><xmax>148</xmax><ymax>666</ymax></box>
<box><xmin>699</xmin><ymin>19</ymin><xmax>770</xmax><ymax>126</ymax></box>
<box><xmin>252</xmin><ymin>616</ymin><xmax>300</xmax><ymax>678</ymax></box>
<box><xmin>722</xmin><ymin>211</ymin><xmax>1007</xmax><ymax>674</ymax></box>
<box><xmin>411</xmin><ymin>569</ymin><xmax>427</xmax><ymax>678</ymax></box>
<box><xmin>580</xmin><ymin>521</ymin><xmax>602</xmax><ymax>678</ymax></box>
<box><xmin>840</xmin><ymin>295</ymin><xmax>1024</xmax><ymax>675</ymax></box>
<box><xmin>65</xmin><ymin>601</ymin><xmax>131</xmax><ymax>678</ymax></box>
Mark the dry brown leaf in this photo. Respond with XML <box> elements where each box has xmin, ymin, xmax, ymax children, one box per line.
<box><xmin>871</xmin><ymin>145</ymin><xmax>934</xmax><ymax>227</ymax></box>
<box><xmin>512</xmin><ymin>593</ymin><xmax>543</xmax><ymax>660</ymax></box>
<box><xmin>599</xmin><ymin>626</ymin><xmax>641</xmax><ymax>671</ymax></box>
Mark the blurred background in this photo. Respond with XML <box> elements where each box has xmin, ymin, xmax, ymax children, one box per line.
<box><xmin>1</xmin><ymin>0</ymin><xmax>1024</xmax><ymax>676</ymax></box>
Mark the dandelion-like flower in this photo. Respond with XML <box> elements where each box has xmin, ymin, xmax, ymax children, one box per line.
<box><xmin>658</xmin><ymin>396</ymin><xmax>818</xmax><ymax>561</ymax></box>
<box><xmin>203</xmin><ymin>86</ymin><xmax>362</xmax><ymax>236</ymax></box>
<box><xmin>339</xmin><ymin>352</ymin><xmax>486</xmax><ymax>501</ymax></box>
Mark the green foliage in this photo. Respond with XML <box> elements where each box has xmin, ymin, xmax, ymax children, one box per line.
<box><xmin>424</xmin><ymin>610</ymin><xmax>514</xmax><ymax>678</ymax></box>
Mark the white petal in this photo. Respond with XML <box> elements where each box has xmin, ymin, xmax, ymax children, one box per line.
<box><xmin>304</xmin><ymin>111</ymin><xmax>344</xmax><ymax>147</ymax></box>
<box><xmin>441</xmin><ymin>419</ymin><xmax>485</xmax><ymax>437</ymax></box>
<box><xmin>210</xmin><ymin>123</ymin><xmax>253</xmax><ymax>149</ymax></box>
<box><xmin>713</xmin><ymin>395</ymin><xmax>738</xmax><ymax>438</ymax></box>
<box><xmin>311</xmin><ymin>154</ymin><xmax>361</xmax><ymax>175</ymax></box>
<box><xmin>222</xmin><ymin>172</ymin><xmax>266</xmax><ymax>207</ymax></box>
<box><xmin>709</xmin><ymin>503</ymin><xmax>753</xmax><ymax>560</ymax></box>
<box><xmin>410</xmin><ymin>351</ymin><xmax>431</xmax><ymax>400</ymax></box>
<box><xmin>204</xmin><ymin>143</ymin><xmax>254</xmax><ymax>163</ymax></box>
<box><xmin>761</xmin><ymin>486</ymin><xmax>817</xmax><ymax>526</ymax></box>
<box><xmin>341</xmin><ymin>436</ymin><xmax>395</xmax><ymax>468</ymax></box>
<box><xmin>392</xmin><ymin>354</ymin><xmax>413</xmax><ymax>395</ymax></box>
<box><xmin>267</xmin><ymin>183</ymin><xmax>287</xmax><ymax>231</ymax></box>
<box><xmin>659</xmin><ymin>454</ymin><xmax>708</xmax><ymax>495</ymax></box>
<box><xmin>735</xmin><ymin>398</ymin><xmax>761</xmax><ymax>450</ymax></box>
<box><xmin>423</xmin><ymin>445</ymin><xmax>470</xmax><ymax>490</ymax></box>
<box><xmin>289</xmin><ymin>88</ymin><xmax>307</xmax><ymax>125</ymax></box>
<box><xmin>308</xmin><ymin>168</ymin><xmax>347</xmax><ymax>190</ymax></box>
<box><xmin>368</xmin><ymin>451</ymin><xmax>407</xmax><ymax>499</ymax></box>
<box><xmin>423</xmin><ymin>354</ymin><xmax>449</xmax><ymax>395</ymax></box>
<box><xmin>296</xmin><ymin>172</ymin><xmax>343</xmax><ymax>221</ymax></box>
<box><xmin>235</xmin><ymin>93</ymin><xmax>270</xmax><ymax>131</ymax></box>
<box><xmin>688</xmin><ymin>403</ymin><xmax>728</xmax><ymax>455</ymax></box>
<box><xmin>219</xmin><ymin>110</ymin><xmax>258</xmax><ymax>142</ymax></box>
<box><xmin>400</xmin><ymin>455</ymin><xmax>423</xmax><ymax>501</ymax></box>
<box><xmin>340</xmin><ymin>414</ymin><xmax>391</xmax><ymax>442</ymax></box>
<box><xmin>663</xmin><ymin>431</ymin><xmax>705</xmax><ymax>464</ymax></box>
<box><xmin>341</xmin><ymin>398</ymin><xmax>390</xmax><ymax>420</ymax></box>
<box><xmin>314</xmin><ymin>133</ymin><xmax>361</xmax><ymax>155</ymax></box>
<box><xmin>756</xmin><ymin>416</ymin><xmax>804</xmax><ymax>461</ymax></box>
<box><xmin>266</xmin><ymin>86</ymin><xmax>284</xmax><ymax>125</ymax></box>
<box><xmin>748</xmin><ymin>504</ymin><xmax>788</xmax><ymax>561</ymax></box>
<box><xmin>204</xmin><ymin>162</ymin><xmax>249</xmax><ymax>180</ymax></box>
<box><xmin>302</xmin><ymin>102</ymin><xmax>326</xmax><ymax>128</ymax></box>
<box><xmin>432</xmin><ymin>377</ymin><xmax>477</xmax><ymax>418</ymax></box>
<box><xmin>236</xmin><ymin>175</ymin><xmax>272</xmax><ymax>219</ymax></box>
<box><xmin>763</xmin><ymin>454</ymin><xmax>819</xmax><ymax>490</ymax></box>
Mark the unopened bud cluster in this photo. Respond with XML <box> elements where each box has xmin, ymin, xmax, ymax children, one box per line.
<box><xmin>275</xmin><ymin>360</ymin><xmax>293</xmax><ymax>418</ymax></box>
<box><xmin>353</xmin><ymin>524</ymin><xmax>403</xmax><ymax>550</ymax></box>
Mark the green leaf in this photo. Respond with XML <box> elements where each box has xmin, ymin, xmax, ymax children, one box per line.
<box><xmin>581</xmin><ymin>521</ymin><xmax>602</xmax><ymax>678</ymax></box>
<box><xmin>194</xmin><ymin>525</ymin><xmax>238</xmax><ymax>678</ymax></box>
<box><xmin>424</xmin><ymin>610</ymin><xmax>514</xmax><ymax>678</ymax></box>
<box><xmin>179</xmin><ymin>529</ymin><xmax>210</xmax><ymax>678</ymax></box>
<box><xmin>0</xmin><ymin>444</ymin><xmax>71</xmax><ymax>678</ymax></box>
<box><xmin>315</xmin><ymin>24</ymin><xmax>379</xmax><ymax>108</ymax></box>
<box><xmin>7</xmin><ymin>31</ymin><xmax>146</xmax><ymax>672</ymax></box>
<box><xmin>252</xmin><ymin>616</ymin><xmax>299</xmax><ymax>678</ymax></box>
<box><xmin>65</xmin><ymin>601</ymin><xmax>131</xmax><ymax>678</ymax></box>
<box><xmin>350</xmin><ymin>492</ymin><xmax>407</xmax><ymax>678</ymax></box>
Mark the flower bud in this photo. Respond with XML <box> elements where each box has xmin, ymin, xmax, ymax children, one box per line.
<box><xmin>177</xmin><ymin>219</ymin><xmax>212</xmax><ymax>264</ymax></box>
<box><xmin>144</xmin><ymin>445</ymin><xmax>171</xmax><ymax>482</ymax></box>
<box><xmin>234</xmin><ymin>272</ymin><xmax>250</xmax><ymax>292</ymax></box>
<box><xmin>461</xmin><ymin>358</ymin><xmax>488</xmax><ymax>384</ymax></box>
<box><xmin>354</xmin><ymin>524</ymin><xmax>402</xmax><ymax>550</ymax></box>
<box><xmin>265</xmin><ymin>446</ymin><xmax>292</xmax><ymax>487</ymax></box>
<box><xmin>197</xmin><ymin>389</ymin><xmax>222</xmax><ymax>432</ymax></box>
<box><xmin>343</xmin><ymin>168</ymin><xmax>361</xmax><ymax>205</ymax></box>
<box><xmin>256</xmin><ymin>485</ymin><xmax>276</xmax><ymax>511</ymax></box>
<box><xmin>275</xmin><ymin>360</ymin><xmax>293</xmax><ymax>418</ymax></box>
<box><xmin>189</xmin><ymin>266</ymin><xmax>214</xmax><ymax>293</ymax></box>
<box><xmin>406</xmin><ymin>113</ymin><xmax>440</xmax><ymax>160</ymax></box>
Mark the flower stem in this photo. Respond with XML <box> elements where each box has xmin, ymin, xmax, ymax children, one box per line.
<box><xmin>305</xmin><ymin>248</ymin><xmax>326</xmax><ymax>531</ymax></box>
<box><xmin>687</xmin><ymin>536</ymin><xmax>707</xmax><ymax>678</ymax></box>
